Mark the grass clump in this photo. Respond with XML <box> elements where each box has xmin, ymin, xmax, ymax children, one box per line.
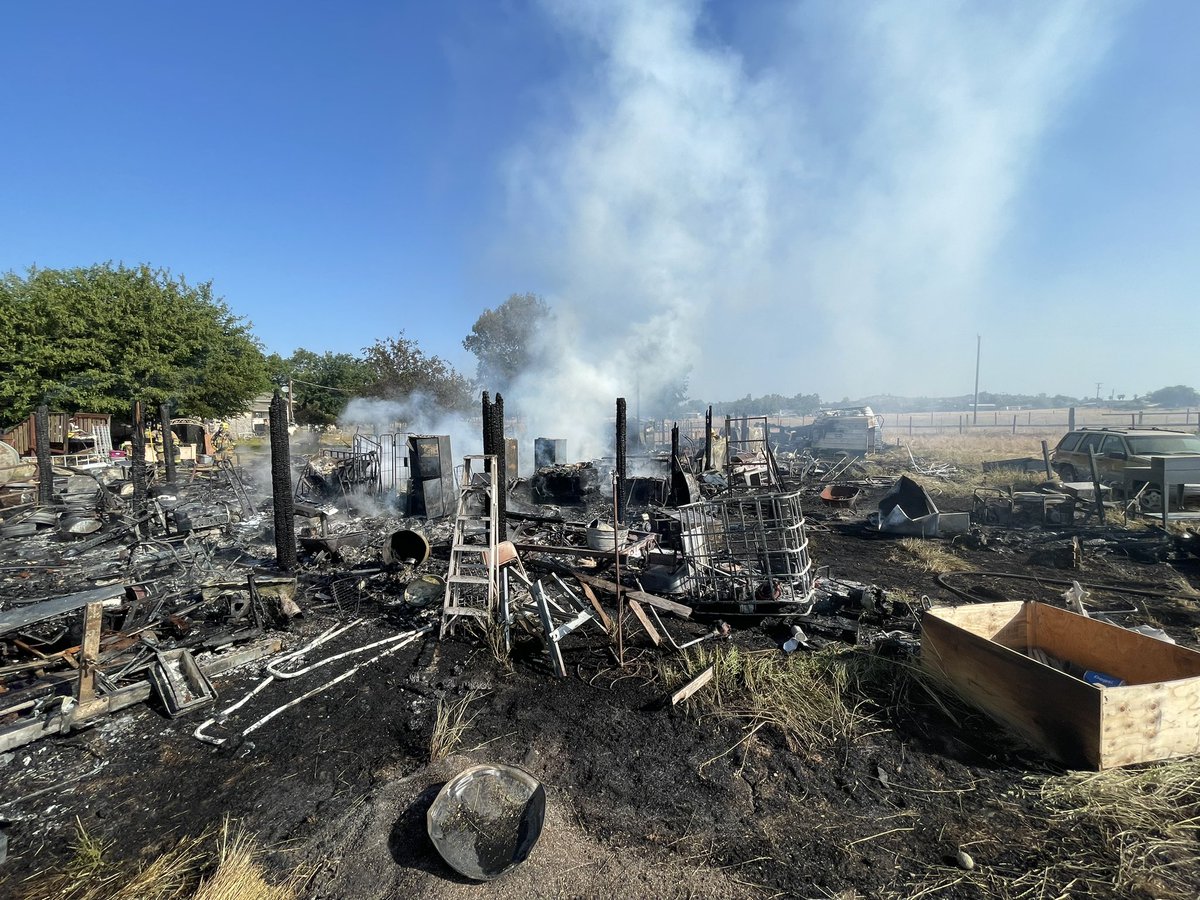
<box><xmin>1034</xmin><ymin>761</ymin><xmax>1200</xmax><ymax>898</ymax></box>
<box><xmin>429</xmin><ymin>690</ymin><xmax>482</xmax><ymax>762</ymax></box>
<box><xmin>193</xmin><ymin>818</ymin><xmax>301</xmax><ymax>900</ymax></box>
<box><xmin>888</xmin><ymin>537</ymin><xmax>971</xmax><ymax>575</ymax></box>
<box><xmin>20</xmin><ymin>817</ymin><xmax>298</xmax><ymax>900</ymax></box>
<box><xmin>661</xmin><ymin>646</ymin><xmax>871</xmax><ymax>751</ymax></box>
<box><xmin>897</xmin><ymin>758</ymin><xmax>1200</xmax><ymax>900</ymax></box>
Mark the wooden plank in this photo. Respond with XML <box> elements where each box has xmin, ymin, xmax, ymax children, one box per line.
<box><xmin>575</xmin><ymin>581</ymin><xmax>613</xmax><ymax>633</ymax></box>
<box><xmin>196</xmin><ymin>637</ymin><xmax>284</xmax><ymax>676</ymax></box>
<box><xmin>670</xmin><ymin>666</ymin><xmax>714</xmax><ymax>706</ymax></box>
<box><xmin>1031</xmin><ymin>603</ymin><xmax>1200</xmax><ymax>685</ymax></box>
<box><xmin>573</xmin><ymin>573</ymin><xmax>693</xmax><ymax>619</ymax></box>
<box><xmin>627</xmin><ymin>590</ymin><xmax>693</xmax><ymax>620</ymax></box>
<box><xmin>922</xmin><ymin>608</ymin><xmax>1102</xmax><ymax>768</ymax></box>
<box><xmin>0</xmin><ymin>682</ymin><xmax>152</xmax><ymax>754</ymax></box>
<box><xmin>76</xmin><ymin>602</ymin><xmax>104</xmax><ymax>703</ymax></box>
<box><xmin>920</xmin><ymin>601</ymin><xmax>1028</xmax><ymax>649</ymax></box>
<box><xmin>626</xmin><ymin>599</ymin><xmax>662</xmax><ymax>646</ymax></box>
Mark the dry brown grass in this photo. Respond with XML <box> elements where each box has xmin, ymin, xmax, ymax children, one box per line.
<box><xmin>895</xmin><ymin>758</ymin><xmax>1200</xmax><ymax>900</ymax></box>
<box><xmin>429</xmin><ymin>689</ymin><xmax>482</xmax><ymax>762</ymax></box>
<box><xmin>661</xmin><ymin>646</ymin><xmax>869</xmax><ymax>751</ymax></box>
<box><xmin>20</xmin><ymin>817</ymin><xmax>298</xmax><ymax>900</ymax></box>
<box><xmin>193</xmin><ymin>819</ymin><xmax>301</xmax><ymax>900</ymax></box>
<box><xmin>903</xmin><ymin>431</ymin><xmax>1061</xmax><ymax>465</ymax></box>
<box><xmin>888</xmin><ymin>537</ymin><xmax>971</xmax><ymax>574</ymax></box>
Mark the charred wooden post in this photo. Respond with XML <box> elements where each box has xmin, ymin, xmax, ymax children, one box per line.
<box><xmin>269</xmin><ymin>390</ymin><xmax>298</xmax><ymax>571</ymax></box>
<box><xmin>670</xmin><ymin>422</ymin><xmax>686</xmax><ymax>507</ymax></box>
<box><xmin>481</xmin><ymin>391</ymin><xmax>493</xmax><ymax>456</ymax></box>
<box><xmin>35</xmin><ymin>404</ymin><xmax>53</xmax><ymax>505</ymax></box>
<box><xmin>494</xmin><ymin>392</ymin><xmax>507</xmax><ymax>539</ymax></box>
<box><xmin>159</xmin><ymin>403</ymin><xmax>176</xmax><ymax>484</ymax></box>
<box><xmin>704</xmin><ymin>405</ymin><xmax>713</xmax><ymax>470</ymax></box>
<box><xmin>616</xmin><ymin>397</ymin><xmax>627</xmax><ymax>524</ymax></box>
<box><xmin>131</xmin><ymin>401</ymin><xmax>148</xmax><ymax>534</ymax></box>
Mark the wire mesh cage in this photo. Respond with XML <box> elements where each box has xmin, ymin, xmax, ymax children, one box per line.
<box><xmin>678</xmin><ymin>489</ymin><xmax>816</xmax><ymax>610</ymax></box>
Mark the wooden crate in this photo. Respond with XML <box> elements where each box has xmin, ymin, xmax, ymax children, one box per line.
<box><xmin>921</xmin><ymin>601</ymin><xmax>1200</xmax><ymax>769</ymax></box>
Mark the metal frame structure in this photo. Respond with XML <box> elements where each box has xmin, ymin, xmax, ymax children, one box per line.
<box><xmin>724</xmin><ymin>414</ymin><xmax>782</xmax><ymax>487</ymax></box>
<box><xmin>677</xmin><ymin>489</ymin><xmax>816</xmax><ymax>610</ymax></box>
<box><xmin>352</xmin><ymin>431</ymin><xmax>410</xmax><ymax>495</ymax></box>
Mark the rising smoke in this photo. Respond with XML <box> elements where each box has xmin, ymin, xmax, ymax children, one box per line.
<box><xmin>339</xmin><ymin>395</ymin><xmax>483</xmax><ymax>464</ymax></box>
<box><xmin>494</xmin><ymin>0</ymin><xmax>1119</xmax><ymax>428</ymax></box>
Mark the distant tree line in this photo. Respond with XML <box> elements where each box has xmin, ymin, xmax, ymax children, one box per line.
<box><xmin>697</xmin><ymin>393</ymin><xmax>824</xmax><ymax>418</ymax></box>
<box><xmin>4</xmin><ymin>263</ymin><xmax>1194</xmax><ymax>429</ymax></box>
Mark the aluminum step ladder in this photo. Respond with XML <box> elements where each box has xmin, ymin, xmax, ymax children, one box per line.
<box><xmin>440</xmin><ymin>455</ymin><xmax>499</xmax><ymax>637</ymax></box>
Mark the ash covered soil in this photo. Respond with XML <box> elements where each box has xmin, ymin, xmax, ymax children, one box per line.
<box><xmin>3</xmin><ymin>477</ymin><xmax>1200</xmax><ymax>899</ymax></box>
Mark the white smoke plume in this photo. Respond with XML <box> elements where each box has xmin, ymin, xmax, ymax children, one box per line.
<box><xmin>339</xmin><ymin>395</ymin><xmax>482</xmax><ymax>465</ymax></box>
<box><xmin>496</xmin><ymin>0</ymin><xmax>1120</xmax><ymax>416</ymax></box>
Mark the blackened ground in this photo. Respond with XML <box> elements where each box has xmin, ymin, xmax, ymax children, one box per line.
<box><xmin>3</xmin><ymin>479</ymin><xmax>1200</xmax><ymax>899</ymax></box>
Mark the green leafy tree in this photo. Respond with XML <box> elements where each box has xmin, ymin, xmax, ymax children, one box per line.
<box><xmin>276</xmin><ymin>349</ymin><xmax>372</xmax><ymax>426</ymax></box>
<box><xmin>1145</xmin><ymin>385</ymin><xmax>1200</xmax><ymax>408</ymax></box>
<box><xmin>361</xmin><ymin>332</ymin><xmax>473</xmax><ymax>412</ymax></box>
<box><xmin>462</xmin><ymin>292</ymin><xmax>551</xmax><ymax>387</ymax></box>
<box><xmin>0</xmin><ymin>264</ymin><xmax>269</xmax><ymax>423</ymax></box>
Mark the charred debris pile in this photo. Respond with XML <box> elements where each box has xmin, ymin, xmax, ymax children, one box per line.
<box><xmin>3</xmin><ymin>394</ymin><xmax>1200</xmax><ymax>797</ymax></box>
<box><xmin>0</xmin><ymin>400</ymin><xmax>912</xmax><ymax>758</ymax></box>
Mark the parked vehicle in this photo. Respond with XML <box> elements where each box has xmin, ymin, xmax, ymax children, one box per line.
<box><xmin>1050</xmin><ymin>426</ymin><xmax>1200</xmax><ymax>509</ymax></box>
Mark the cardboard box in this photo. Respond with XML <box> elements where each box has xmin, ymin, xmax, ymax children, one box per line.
<box><xmin>922</xmin><ymin>601</ymin><xmax>1200</xmax><ymax>769</ymax></box>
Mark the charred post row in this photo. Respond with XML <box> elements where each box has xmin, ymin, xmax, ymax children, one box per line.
<box><xmin>159</xmin><ymin>403</ymin><xmax>176</xmax><ymax>485</ymax></box>
<box><xmin>35</xmin><ymin>404</ymin><xmax>52</xmax><ymax>505</ymax></box>
<box><xmin>616</xmin><ymin>397</ymin><xmax>628</xmax><ymax>525</ymax></box>
<box><xmin>270</xmin><ymin>390</ymin><xmax>298</xmax><ymax>571</ymax></box>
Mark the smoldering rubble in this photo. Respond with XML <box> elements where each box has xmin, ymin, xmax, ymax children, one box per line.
<box><xmin>2</xmin><ymin>398</ymin><xmax>1200</xmax><ymax>896</ymax></box>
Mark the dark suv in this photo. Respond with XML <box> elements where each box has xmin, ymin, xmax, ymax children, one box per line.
<box><xmin>1051</xmin><ymin>426</ymin><xmax>1200</xmax><ymax>508</ymax></box>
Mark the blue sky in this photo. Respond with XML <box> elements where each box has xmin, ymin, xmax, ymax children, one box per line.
<box><xmin>2</xmin><ymin>1</ymin><xmax>1196</xmax><ymax>403</ymax></box>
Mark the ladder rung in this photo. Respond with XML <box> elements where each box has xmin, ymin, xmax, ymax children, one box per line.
<box><xmin>451</xmin><ymin>544</ymin><xmax>488</xmax><ymax>552</ymax></box>
<box><xmin>443</xmin><ymin>606</ymin><xmax>490</xmax><ymax>617</ymax></box>
<box><xmin>457</xmin><ymin>515</ymin><xmax>492</xmax><ymax>522</ymax></box>
<box><xmin>449</xmin><ymin>574</ymin><xmax>491</xmax><ymax>585</ymax></box>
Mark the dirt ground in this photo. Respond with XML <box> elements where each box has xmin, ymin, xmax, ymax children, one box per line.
<box><xmin>3</xmin><ymin>449</ymin><xmax>1200</xmax><ymax>899</ymax></box>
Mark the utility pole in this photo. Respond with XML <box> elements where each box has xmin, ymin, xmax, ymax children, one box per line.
<box><xmin>1095</xmin><ymin>382</ymin><xmax>1102</xmax><ymax>401</ymax></box>
<box><xmin>972</xmin><ymin>334</ymin><xmax>981</xmax><ymax>425</ymax></box>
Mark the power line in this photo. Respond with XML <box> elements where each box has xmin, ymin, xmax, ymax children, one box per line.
<box><xmin>289</xmin><ymin>377</ymin><xmax>357</xmax><ymax>394</ymax></box>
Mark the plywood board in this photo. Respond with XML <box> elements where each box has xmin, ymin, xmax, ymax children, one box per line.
<box><xmin>924</xmin><ymin>601</ymin><xmax>1029</xmax><ymax>649</ymax></box>
<box><xmin>925</xmin><ymin>602</ymin><xmax>1200</xmax><ymax>769</ymax></box>
<box><xmin>1031</xmin><ymin>603</ymin><xmax>1200</xmax><ymax>685</ymax></box>
<box><xmin>1099</xmin><ymin>677</ymin><xmax>1200</xmax><ymax>769</ymax></box>
<box><xmin>923</xmin><ymin>608</ymin><xmax>1102</xmax><ymax>768</ymax></box>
